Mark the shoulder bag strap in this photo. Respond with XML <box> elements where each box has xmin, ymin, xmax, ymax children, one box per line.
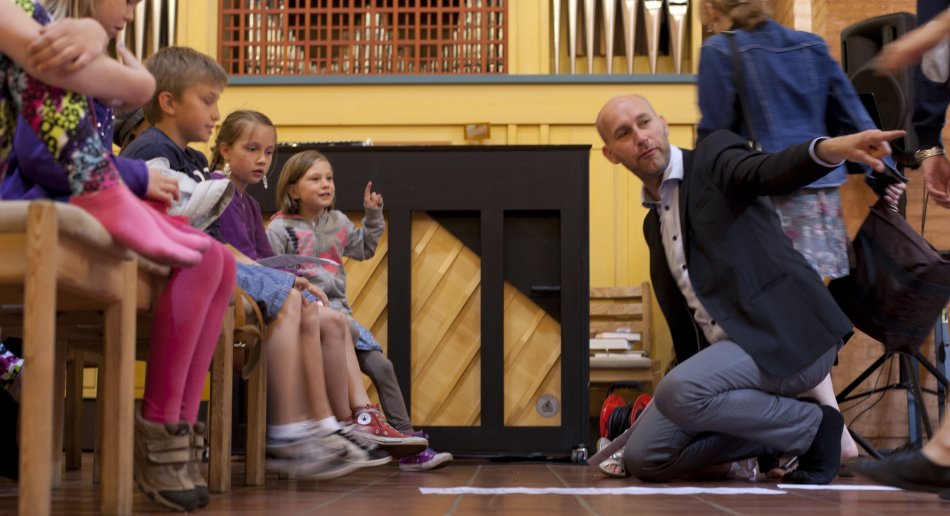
<box><xmin>723</xmin><ymin>30</ymin><xmax>762</xmax><ymax>152</ymax></box>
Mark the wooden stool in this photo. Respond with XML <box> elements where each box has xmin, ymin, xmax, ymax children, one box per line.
<box><xmin>0</xmin><ymin>201</ymin><xmax>136</xmax><ymax>516</ymax></box>
<box><xmin>59</xmin><ymin>266</ymin><xmax>268</xmax><ymax>492</ymax></box>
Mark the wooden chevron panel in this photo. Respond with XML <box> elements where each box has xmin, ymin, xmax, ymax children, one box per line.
<box><xmin>503</xmin><ymin>284</ymin><xmax>562</xmax><ymax>426</ymax></box>
<box><xmin>343</xmin><ymin>215</ymin><xmax>389</xmax><ymax>403</ymax></box>
<box><xmin>344</xmin><ymin>212</ymin><xmax>563</xmax><ymax>427</ymax></box>
<box><xmin>408</xmin><ymin>213</ymin><xmax>483</xmax><ymax>425</ymax></box>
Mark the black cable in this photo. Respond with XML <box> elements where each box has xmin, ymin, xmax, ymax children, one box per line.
<box><xmin>607</xmin><ymin>403</ymin><xmax>633</xmax><ymax>440</ymax></box>
<box><xmin>841</xmin><ymin>354</ymin><xmax>894</xmax><ymax>429</ymax></box>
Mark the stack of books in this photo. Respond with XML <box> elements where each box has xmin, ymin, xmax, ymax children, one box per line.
<box><xmin>589</xmin><ymin>331</ymin><xmax>651</xmax><ymax>368</ymax></box>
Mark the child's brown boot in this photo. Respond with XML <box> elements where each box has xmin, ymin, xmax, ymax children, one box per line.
<box><xmin>188</xmin><ymin>421</ymin><xmax>210</xmax><ymax>507</ymax></box>
<box><xmin>134</xmin><ymin>409</ymin><xmax>198</xmax><ymax>512</ymax></box>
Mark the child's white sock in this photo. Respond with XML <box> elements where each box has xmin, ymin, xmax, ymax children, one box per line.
<box><xmin>268</xmin><ymin>420</ymin><xmax>313</xmax><ymax>441</ymax></box>
<box><xmin>314</xmin><ymin>416</ymin><xmax>342</xmax><ymax>436</ymax></box>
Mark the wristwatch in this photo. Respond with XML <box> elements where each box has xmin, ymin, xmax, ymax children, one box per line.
<box><xmin>914</xmin><ymin>146</ymin><xmax>945</xmax><ymax>164</ymax></box>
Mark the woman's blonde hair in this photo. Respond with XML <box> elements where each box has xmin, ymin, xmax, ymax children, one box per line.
<box><xmin>209</xmin><ymin>110</ymin><xmax>276</xmax><ymax>174</ymax></box>
<box><xmin>704</xmin><ymin>0</ymin><xmax>770</xmax><ymax>30</ymax></box>
<box><xmin>275</xmin><ymin>150</ymin><xmax>332</xmax><ymax>215</ymax></box>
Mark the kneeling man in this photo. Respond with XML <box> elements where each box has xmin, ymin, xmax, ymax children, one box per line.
<box><xmin>596</xmin><ymin>94</ymin><xmax>902</xmax><ymax>484</ymax></box>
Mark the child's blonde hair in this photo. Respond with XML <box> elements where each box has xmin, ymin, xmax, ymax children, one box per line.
<box><xmin>142</xmin><ymin>47</ymin><xmax>228</xmax><ymax>124</ymax></box>
<box><xmin>43</xmin><ymin>0</ymin><xmax>97</xmax><ymax>19</ymax></box>
<box><xmin>208</xmin><ymin>110</ymin><xmax>276</xmax><ymax>173</ymax></box>
<box><xmin>275</xmin><ymin>150</ymin><xmax>332</xmax><ymax>215</ymax></box>
<box><xmin>702</xmin><ymin>0</ymin><xmax>770</xmax><ymax>30</ymax></box>
<box><xmin>42</xmin><ymin>0</ymin><xmax>117</xmax><ymax>57</ymax></box>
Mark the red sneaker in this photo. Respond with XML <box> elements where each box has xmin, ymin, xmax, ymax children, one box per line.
<box><xmin>350</xmin><ymin>404</ymin><xmax>428</xmax><ymax>457</ymax></box>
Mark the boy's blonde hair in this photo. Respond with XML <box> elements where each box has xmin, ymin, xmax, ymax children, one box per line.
<box><xmin>209</xmin><ymin>110</ymin><xmax>276</xmax><ymax>173</ymax></box>
<box><xmin>142</xmin><ymin>47</ymin><xmax>228</xmax><ymax>124</ymax></box>
<box><xmin>275</xmin><ymin>150</ymin><xmax>332</xmax><ymax>215</ymax></box>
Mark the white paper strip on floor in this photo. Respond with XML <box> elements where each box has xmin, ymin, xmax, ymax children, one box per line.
<box><xmin>420</xmin><ymin>486</ymin><xmax>786</xmax><ymax>495</ymax></box>
<box><xmin>777</xmin><ymin>484</ymin><xmax>902</xmax><ymax>491</ymax></box>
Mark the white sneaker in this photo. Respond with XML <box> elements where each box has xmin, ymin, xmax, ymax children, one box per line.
<box><xmin>265</xmin><ymin>432</ymin><xmax>356</xmax><ymax>480</ymax></box>
<box><xmin>328</xmin><ymin>425</ymin><xmax>392</xmax><ymax>468</ymax></box>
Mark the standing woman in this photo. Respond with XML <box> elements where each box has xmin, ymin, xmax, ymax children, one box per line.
<box><xmin>696</xmin><ymin>0</ymin><xmax>903</xmax><ymax>467</ymax></box>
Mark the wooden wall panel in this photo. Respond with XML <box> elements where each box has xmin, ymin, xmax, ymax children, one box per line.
<box><xmin>408</xmin><ymin>214</ymin><xmax>483</xmax><ymax>426</ymax></box>
<box><xmin>344</xmin><ymin>223</ymin><xmax>389</xmax><ymax>320</ymax></box>
<box><xmin>345</xmin><ymin>212</ymin><xmax>575</xmax><ymax>428</ymax></box>
<box><xmin>343</xmin><ymin>213</ymin><xmax>389</xmax><ymax>402</ymax></box>
<box><xmin>770</xmin><ymin>0</ymin><xmax>795</xmax><ymax>29</ymax></box>
<box><xmin>503</xmin><ymin>285</ymin><xmax>562</xmax><ymax>426</ymax></box>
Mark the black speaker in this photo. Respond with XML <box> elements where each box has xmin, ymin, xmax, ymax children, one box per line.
<box><xmin>841</xmin><ymin>13</ymin><xmax>918</xmax><ymax>164</ymax></box>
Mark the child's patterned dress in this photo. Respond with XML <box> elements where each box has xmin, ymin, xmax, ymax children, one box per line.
<box><xmin>0</xmin><ymin>0</ymin><xmax>121</xmax><ymax>196</ymax></box>
<box><xmin>0</xmin><ymin>342</ymin><xmax>23</xmax><ymax>397</ymax></box>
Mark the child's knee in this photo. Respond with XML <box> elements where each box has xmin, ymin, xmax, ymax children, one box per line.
<box><xmin>275</xmin><ymin>289</ymin><xmax>303</xmax><ymax>319</ymax></box>
<box><xmin>370</xmin><ymin>350</ymin><xmax>396</xmax><ymax>376</ymax></box>
<box><xmin>300</xmin><ymin>298</ymin><xmax>320</xmax><ymax>324</ymax></box>
<box><xmin>366</xmin><ymin>350</ymin><xmax>395</xmax><ymax>378</ymax></box>
<box><xmin>320</xmin><ymin>309</ymin><xmax>348</xmax><ymax>336</ymax></box>
<box><xmin>286</xmin><ymin>288</ymin><xmax>302</xmax><ymax>304</ymax></box>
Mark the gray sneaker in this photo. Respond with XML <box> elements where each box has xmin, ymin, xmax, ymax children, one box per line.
<box><xmin>329</xmin><ymin>426</ymin><xmax>393</xmax><ymax>468</ymax></box>
<box><xmin>266</xmin><ymin>431</ymin><xmax>355</xmax><ymax>480</ymax></box>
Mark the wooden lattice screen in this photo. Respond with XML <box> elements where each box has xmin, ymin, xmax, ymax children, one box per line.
<box><xmin>219</xmin><ymin>0</ymin><xmax>507</xmax><ymax>76</ymax></box>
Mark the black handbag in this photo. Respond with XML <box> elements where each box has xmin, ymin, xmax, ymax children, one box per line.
<box><xmin>828</xmin><ymin>199</ymin><xmax>950</xmax><ymax>353</ymax></box>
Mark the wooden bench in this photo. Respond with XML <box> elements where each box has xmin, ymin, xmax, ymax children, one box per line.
<box><xmin>58</xmin><ymin>259</ymin><xmax>268</xmax><ymax>492</ymax></box>
<box><xmin>132</xmin><ymin>260</ymin><xmax>268</xmax><ymax>489</ymax></box>
<box><xmin>0</xmin><ymin>200</ymin><xmax>267</xmax><ymax>515</ymax></box>
<box><xmin>0</xmin><ymin>201</ymin><xmax>136</xmax><ymax>515</ymax></box>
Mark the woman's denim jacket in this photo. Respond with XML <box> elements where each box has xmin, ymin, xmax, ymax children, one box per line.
<box><xmin>697</xmin><ymin>19</ymin><xmax>882</xmax><ymax>188</ymax></box>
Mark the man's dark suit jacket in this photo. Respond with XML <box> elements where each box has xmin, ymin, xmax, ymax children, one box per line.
<box><xmin>645</xmin><ymin>130</ymin><xmax>853</xmax><ymax>377</ymax></box>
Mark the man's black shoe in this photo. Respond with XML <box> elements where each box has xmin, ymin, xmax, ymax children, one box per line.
<box><xmin>853</xmin><ymin>450</ymin><xmax>950</xmax><ymax>493</ymax></box>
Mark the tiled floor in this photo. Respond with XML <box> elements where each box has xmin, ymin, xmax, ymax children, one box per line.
<box><xmin>1</xmin><ymin>455</ymin><xmax>948</xmax><ymax>515</ymax></box>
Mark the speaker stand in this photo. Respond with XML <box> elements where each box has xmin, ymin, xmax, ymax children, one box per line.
<box><xmin>937</xmin><ymin>309</ymin><xmax>949</xmax><ymax>420</ymax></box>
<box><xmin>837</xmin><ymin>349</ymin><xmax>949</xmax><ymax>459</ymax></box>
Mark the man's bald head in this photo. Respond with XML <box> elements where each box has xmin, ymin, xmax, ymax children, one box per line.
<box><xmin>595</xmin><ymin>94</ymin><xmax>657</xmax><ymax>142</ymax></box>
<box><xmin>596</xmin><ymin>94</ymin><xmax>671</xmax><ymax>189</ymax></box>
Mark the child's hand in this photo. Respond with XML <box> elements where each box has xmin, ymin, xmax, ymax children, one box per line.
<box><xmin>27</xmin><ymin>18</ymin><xmax>108</xmax><ymax>73</ymax></box>
<box><xmin>363</xmin><ymin>181</ymin><xmax>383</xmax><ymax>209</ymax></box>
<box><xmin>294</xmin><ymin>277</ymin><xmax>330</xmax><ymax>306</ymax></box>
<box><xmin>146</xmin><ymin>168</ymin><xmax>180</xmax><ymax>206</ymax></box>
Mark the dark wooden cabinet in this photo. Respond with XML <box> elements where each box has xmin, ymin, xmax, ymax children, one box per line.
<box><xmin>252</xmin><ymin>144</ymin><xmax>590</xmax><ymax>457</ymax></box>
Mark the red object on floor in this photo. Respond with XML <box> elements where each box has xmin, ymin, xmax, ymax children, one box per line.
<box><xmin>599</xmin><ymin>391</ymin><xmax>627</xmax><ymax>439</ymax></box>
<box><xmin>631</xmin><ymin>393</ymin><xmax>652</xmax><ymax>425</ymax></box>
